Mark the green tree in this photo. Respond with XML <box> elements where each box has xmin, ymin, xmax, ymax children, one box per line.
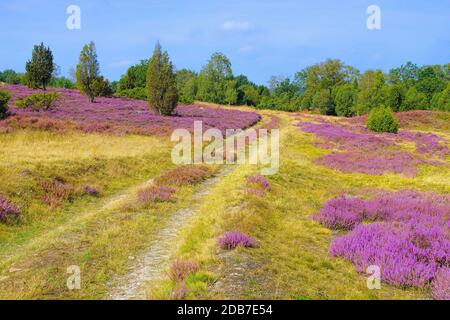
<box><xmin>355</xmin><ymin>70</ymin><xmax>386</xmax><ymax>115</ymax></box>
<box><xmin>400</xmin><ymin>87</ymin><xmax>428</xmax><ymax>111</ymax></box>
<box><xmin>25</xmin><ymin>43</ymin><xmax>54</xmax><ymax>90</ymax></box>
<box><xmin>313</xmin><ymin>89</ymin><xmax>334</xmax><ymax>115</ymax></box>
<box><xmin>301</xmin><ymin>59</ymin><xmax>358</xmax><ymax>113</ymax></box>
<box><xmin>92</xmin><ymin>76</ymin><xmax>113</xmax><ymax>97</ymax></box>
<box><xmin>197</xmin><ymin>53</ymin><xmax>232</xmax><ymax>103</ymax></box>
<box><xmin>304</xmin><ymin>60</ymin><xmax>352</xmax><ymax>92</ymax></box>
<box><xmin>416</xmin><ymin>66</ymin><xmax>446</xmax><ymax>102</ymax></box>
<box><xmin>224</xmin><ymin>80</ymin><xmax>238</xmax><ymax>105</ymax></box>
<box><xmin>386</xmin><ymin>84</ymin><xmax>406</xmax><ymax>112</ymax></box>
<box><xmin>240</xmin><ymin>84</ymin><xmax>260</xmax><ymax>106</ymax></box>
<box><xmin>0</xmin><ymin>69</ymin><xmax>21</xmax><ymax>84</ymax></box>
<box><xmin>430</xmin><ymin>83</ymin><xmax>450</xmax><ymax>112</ymax></box>
<box><xmin>76</xmin><ymin>42</ymin><xmax>101</xmax><ymax>103</ymax></box>
<box><xmin>49</xmin><ymin>76</ymin><xmax>75</xmax><ymax>89</ymax></box>
<box><xmin>388</xmin><ymin>62</ymin><xmax>419</xmax><ymax>86</ymax></box>
<box><xmin>176</xmin><ymin>69</ymin><xmax>197</xmax><ymax>104</ymax></box>
<box><xmin>118</xmin><ymin>60</ymin><xmax>149</xmax><ymax>91</ymax></box>
<box><xmin>146</xmin><ymin>42</ymin><xmax>178</xmax><ymax>116</ymax></box>
<box><xmin>333</xmin><ymin>84</ymin><xmax>357</xmax><ymax>117</ymax></box>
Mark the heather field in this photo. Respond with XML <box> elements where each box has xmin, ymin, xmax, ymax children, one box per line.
<box><xmin>0</xmin><ymin>84</ymin><xmax>449</xmax><ymax>300</ymax></box>
<box><xmin>1</xmin><ymin>84</ymin><xmax>261</xmax><ymax>136</ymax></box>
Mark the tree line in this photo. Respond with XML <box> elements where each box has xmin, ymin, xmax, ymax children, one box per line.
<box><xmin>115</xmin><ymin>55</ymin><xmax>450</xmax><ymax>114</ymax></box>
<box><xmin>1</xmin><ymin>42</ymin><xmax>449</xmax><ymax>116</ymax></box>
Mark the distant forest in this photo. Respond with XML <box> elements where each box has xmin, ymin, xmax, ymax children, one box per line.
<box><xmin>2</xmin><ymin>52</ymin><xmax>449</xmax><ymax>116</ymax></box>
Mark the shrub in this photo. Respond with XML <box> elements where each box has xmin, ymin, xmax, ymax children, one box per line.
<box><xmin>219</xmin><ymin>231</ymin><xmax>256</xmax><ymax>250</ymax></box>
<box><xmin>138</xmin><ymin>185</ymin><xmax>176</xmax><ymax>203</ymax></box>
<box><xmin>256</xmin><ymin>93</ymin><xmax>301</xmax><ymax>112</ymax></box>
<box><xmin>313</xmin><ymin>196</ymin><xmax>366</xmax><ymax>230</ymax></box>
<box><xmin>15</xmin><ymin>92</ymin><xmax>60</xmax><ymax>111</ymax></box>
<box><xmin>0</xmin><ymin>195</ymin><xmax>20</xmax><ymax>223</ymax></box>
<box><xmin>168</xmin><ymin>258</ymin><xmax>199</xmax><ymax>282</ymax></box>
<box><xmin>246</xmin><ymin>175</ymin><xmax>271</xmax><ymax>190</ymax></box>
<box><xmin>41</xmin><ymin>178</ymin><xmax>76</xmax><ymax>207</ymax></box>
<box><xmin>366</xmin><ymin>105</ymin><xmax>398</xmax><ymax>133</ymax></box>
<box><xmin>0</xmin><ymin>89</ymin><xmax>11</xmax><ymax>119</ymax></box>
<box><xmin>48</xmin><ymin>76</ymin><xmax>75</xmax><ymax>89</ymax></box>
<box><xmin>115</xmin><ymin>87</ymin><xmax>147</xmax><ymax>100</ymax></box>
<box><xmin>245</xmin><ymin>175</ymin><xmax>271</xmax><ymax>196</ymax></box>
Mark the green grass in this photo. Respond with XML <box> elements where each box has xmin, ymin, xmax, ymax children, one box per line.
<box><xmin>0</xmin><ymin>110</ymin><xmax>448</xmax><ymax>300</ymax></box>
<box><xmin>0</xmin><ymin>130</ymin><xmax>185</xmax><ymax>299</ymax></box>
<box><xmin>157</xmin><ymin>112</ymin><xmax>449</xmax><ymax>300</ymax></box>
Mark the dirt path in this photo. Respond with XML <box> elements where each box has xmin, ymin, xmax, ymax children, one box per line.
<box><xmin>107</xmin><ymin>166</ymin><xmax>234</xmax><ymax>300</ymax></box>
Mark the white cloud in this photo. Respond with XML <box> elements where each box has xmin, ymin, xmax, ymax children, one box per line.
<box><xmin>108</xmin><ymin>60</ymin><xmax>132</xmax><ymax>68</ymax></box>
<box><xmin>221</xmin><ymin>20</ymin><xmax>252</xmax><ymax>31</ymax></box>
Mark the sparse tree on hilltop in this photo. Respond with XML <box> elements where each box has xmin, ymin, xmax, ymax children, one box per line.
<box><xmin>146</xmin><ymin>42</ymin><xmax>178</xmax><ymax>116</ymax></box>
<box><xmin>25</xmin><ymin>43</ymin><xmax>54</xmax><ymax>90</ymax></box>
<box><xmin>76</xmin><ymin>42</ymin><xmax>101</xmax><ymax>103</ymax></box>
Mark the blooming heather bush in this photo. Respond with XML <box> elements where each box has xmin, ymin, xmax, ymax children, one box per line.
<box><xmin>314</xmin><ymin>196</ymin><xmax>366</xmax><ymax>230</ymax></box>
<box><xmin>0</xmin><ymin>195</ymin><xmax>20</xmax><ymax>223</ymax></box>
<box><xmin>330</xmin><ymin>223</ymin><xmax>443</xmax><ymax>287</ymax></box>
<box><xmin>246</xmin><ymin>175</ymin><xmax>271</xmax><ymax>190</ymax></box>
<box><xmin>41</xmin><ymin>178</ymin><xmax>76</xmax><ymax>207</ymax></box>
<box><xmin>154</xmin><ymin>165</ymin><xmax>212</xmax><ymax>187</ymax></box>
<box><xmin>168</xmin><ymin>258</ymin><xmax>199</xmax><ymax>282</ymax></box>
<box><xmin>219</xmin><ymin>231</ymin><xmax>256</xmax><ymax>250</ymax></box>
<box><xmin>316</xmin><ymin>191</ymin><xmax>450</xmax><ymax>293</ymax></box>
<box><xmin>138</xmin><ymin>185</ymin><xmax>176</xmax><ymax>203</ymax></box>
<box><xmin>431</xmin><ymin>268</ymin><xmax>450</xmax><ymax>300</ymax></box>
<box><xmin>245</xmin><ymin>175</ymin><xmax>271</xmax><ymax>197</ymax></box>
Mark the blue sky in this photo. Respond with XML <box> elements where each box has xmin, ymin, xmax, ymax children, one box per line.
<box><xmin>0</xmin><ymin>0</ymin><xmax>449</xmax><ymax>85</ymax></box>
